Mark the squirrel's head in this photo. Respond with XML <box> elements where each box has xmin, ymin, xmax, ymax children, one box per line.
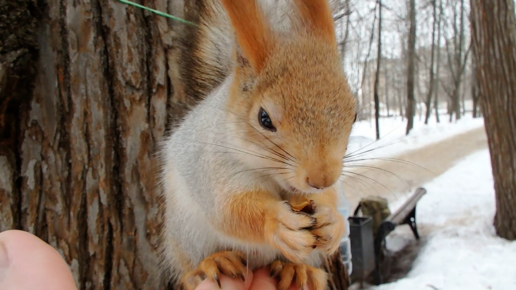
<box><xmin>222</xmin><ymin>0</ymin><xmax>356</xmax><ymax>194</ymax></box>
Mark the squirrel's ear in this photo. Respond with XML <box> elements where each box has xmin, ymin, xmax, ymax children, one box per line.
<box><xmin>221</xmin><ymin>0</ymin><xmax>272</xmax><ymax>73</ymax></box>
<box><xmin>293</xmin><ymin>0</ymin><xmax>337</xmax><ymax>48</ymax></box>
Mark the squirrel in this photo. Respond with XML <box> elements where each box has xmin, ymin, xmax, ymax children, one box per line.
<box><xmin>159</xmin><ymin>0</ymin><xmax>357</xmax><ymax>289</ymax></box>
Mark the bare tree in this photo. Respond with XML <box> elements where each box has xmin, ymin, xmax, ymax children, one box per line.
<box><xmin>443</xmin><ymin>0</ymin><xmax>470</xmax><ymax>122</ymax></box>
<box><xmin>373</xmin><ymin>0</ymin><xmax>383</xmax><ymax>140</ymax></box>
<box><xmin>406</xmin><ymin>0</ymin><xmax>417</xmax><ymax>134</ymax></box>
<box><xmin>470</xmin><ymin>45</ymin><xmax>481</xmax><ymax>118</ymax></box>
<box><xmin>384</xmin><ymin>64</ymin><xmax>390</xmax><ymax>117</ymax></box>
<box><xmin>424</xmin><ymin>0</ymin><xmax>439</xmax><ymax>124</ymax></box>
<box><xmin>470</xmin><ymin>0</ymin><xmax>516</xmax><ymax>240</ymax></box>
<box><xmin>358</xmin><ymin>4</ymin><xmax>378</xmax><ymax>121</ymax></box>
<box><xmin>433</xmin><ymin>0</ymin><xmax>444</xmax><ymax>123</ymax></box>
<box><xmin>338</xmin><ymin>0</ymin><xmax>352</xmax><ymax>59</ymax></box>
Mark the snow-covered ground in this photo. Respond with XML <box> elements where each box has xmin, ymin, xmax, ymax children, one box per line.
<box><xmin>368</xmin><ymin>149</ymin><xmax>516</xmax><ymax>290</ymax></box>
<box><xmin>347</xmin><ymin>115</ymin><xmax>485</xmax><ymax>159</ymax></box>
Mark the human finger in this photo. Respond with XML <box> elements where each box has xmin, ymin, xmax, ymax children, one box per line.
<box><xmin>0</xmin><ymin>230</ymin><xmax>78</xmax><ymax>290</ymax></box>
<box><xmin>248</xmin><ymin>268</ymin><xmax>279</xmax><ymax>290</ymax></box>
<box><xmin>249</xmin><ymin>267</ymin><xmax>309</xmax><ymax>290</ymax></box>
<box><xmin>195</xmin><ymin>269</ymin><xmax>254</xmax><ymax>290</ymax></box>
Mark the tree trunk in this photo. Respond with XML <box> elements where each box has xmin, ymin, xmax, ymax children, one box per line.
<box><xmin>433</xmin><ymin>91</ymin><xmax>440</xmax><ymax>123</ymax></box>
<box><xmin>424</xmin><ymin>0</ymin><xmax>438</xmax><ymax>125</ymax></box>
<box><xmin>433</xmin><ymin>0</ymin><xmax>443</xmax><ymax>124</ymax></box>
<box><xmin>0</xmin><ymin>0</ymin><xmax>187</xmax><ymax>289</ymax></box>
<box><xmin>0</xmin><ymin>0</ymin><xmax>352</xmax><ymax>289</ymax></box>
<box><xmin>373</xmin><ymin>0</ymin><xmax>382</xmax><ymax>140</ymax></box>
<box><xmin>0</xmin><ymin>0</ymin><xmax>39</xmax><ymax>233</ymax></box>
<box><xmin>359</xmin><ymin>4</ymin><xmax>378</xmax><ymax>122</ymax></box>
<box><xmin>406</xmin><ymin>0</ymin><xmax>416</xmax><ymax>134</ymax></box>
<box><xmin>454</xmin><ymin>0</ymin><xmax>466</xmax><ymax>121</ymax></box>
<box><xmin>472</xmin><ymin>71</ymin><xmax>480</xmax><ymax>118</ymax></box>
<box><xmin>470</xmin><ymin>0</ymin><xmax>516</xmax><ymax>240</ymax></box>
<box><xmin>339</xmin><ymin>0</ymin><xmax>351</xmax><ymax>60</ymax></box>
<box><xmin>460</xmin><ymin>82</ymin><xmax>466</xmax><ymax>116</ymax></box>
<box><xmin>324</xmin><ymin>250</ymin><xmax>350</xmax><ymax>290</ymax></box>
<box><xmin>385</xmin><ymin>66</ymin><xmax>390</xmax><ymax>117</ymax></box>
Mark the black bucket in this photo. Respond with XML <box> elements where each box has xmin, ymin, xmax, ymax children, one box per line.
<box><xmin>348</xmin><ymin>216</ymin><xmax>375</xmax><ymax>282</ymax></box>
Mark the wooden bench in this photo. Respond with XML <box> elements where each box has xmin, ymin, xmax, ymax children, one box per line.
<box><xmin>349</xmin><ymin>187</ymin><xmax>427</xmax><ymax>285</ymax></box>
<box><xmin>373</xmin><ymin>187</ymin><xmax>427</xmax><ymax>284</ymax></box>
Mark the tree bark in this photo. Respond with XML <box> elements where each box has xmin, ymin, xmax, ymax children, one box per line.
<box><xmin>324</xmin><ymin>250</ymin><xmax>350</xmax><ymax>290</ymax></box>
<box><xmin>434</xmin><ymin>0</ymin><xmax>442</xmax><ymax>124</ymax></box>
<box><xmin>424</xmin><ymin>0</ymin><xmax>438</xmax><ymax>125</ymax></box>
<box><xmin>470</xmin><ymin>0</ymin><xmax>516</xmax><ymax>240</ymax></box>
<box><xmin>0</xmin><ymin>0</ymin><xmax>39</xmax><ymax>233</ymax></box>
<box><xmin>405</xmin><ymin>0</ymin><xmax>416</xmax><ymax>134</ymax></box>
<box><xmin>0</xmin><ymin>0</ymin><xmax>187</xmax><ymax>289</ymax></box>
<box><xmin>472</xmin><ymin>71</ymin><xmax>480</xmax><ymax>118</ymax></box>
<box><xmin>373</xmin><ymin>0</ymin><xmax>382</xmax><ymax>140</ymax></box>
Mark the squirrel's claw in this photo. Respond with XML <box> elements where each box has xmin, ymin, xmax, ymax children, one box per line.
<box><xmin>268</xmin><ymin>260</ymin><xmax>327</xmax><ymax>290</ymax></box>
<box><xmin>309</xmin><ymin>205</ymin><xmax>346</xmax><ymax>255</ymax></box>
<box><xmin>265</xmin><ymin>201</ymin><xmax>318</xmax><ymax>263</ymax></box>
<box><xmin>181</xmin><ymin>251</ymin><xmax>248</xmax><ymax>290</ymax></box>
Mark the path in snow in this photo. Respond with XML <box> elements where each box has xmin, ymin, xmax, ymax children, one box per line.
<box><xmin>342</xmin><ymin>125</ymin><xmax>501</xmax><ymax>289</ymax></box>
<box><xmin>366</xmin><ymin>149</ymin><xmax>516</xmax><ymax>290</ymax></box>
<box><xmin>342</xmin><ymin>126</ymin><xmax>488</xmax><ymax>211</ymax></box>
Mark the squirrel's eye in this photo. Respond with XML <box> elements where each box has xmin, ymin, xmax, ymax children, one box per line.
<box><xmin>258</xmin><ymin>107</ymin><xmax>276</xmax><ymax>132</ymax></box>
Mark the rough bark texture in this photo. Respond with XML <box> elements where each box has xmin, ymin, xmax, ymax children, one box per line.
<box><xmin>470</xmin><ymin>0</ymin><xmax>516</xmax><ymax>240</ymax></box>
<box><xmin>1</xmin><ymin>0</ymin><xmax>188</xmax><ymax>289</ymax></box>
<box><xmin>0</xmin><ymin>0</ymin><xmax>39</xmax><ymax>232</ymax></box>
<box><xmin>405</xmin><ymin>0</ymin><xmax>416</xmax><ymax>134</ymax></box>
<box><xmin>324</xmin><ymin>250</ymin><xmax>350</xmax><ymax>290</ymax></box>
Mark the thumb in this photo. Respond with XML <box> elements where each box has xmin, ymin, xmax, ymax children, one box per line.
<box><xmin>0</xmin><ymin>241</ymin><xmax>9</xmax><ymax>284</ymax></box>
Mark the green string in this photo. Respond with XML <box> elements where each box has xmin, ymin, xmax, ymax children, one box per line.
<box><xmin>117</xmin><ymin>0</ymin><xmax>197</xmax><ymax>26</ymax></box>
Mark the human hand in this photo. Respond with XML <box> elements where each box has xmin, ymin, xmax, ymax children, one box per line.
<box><xmin>195</xmin><ymin>267</ymin><xmax>306</xmax><ymax>290</ymax></box>
<box><xmin>0</xmin><ymin>230</ymin><xmax>306</xmax><ymax>290</ymax></box>
<box><xmin>0</xmin><ymin>230</ymin><xmax>78</xmax><ymax>290</ymax></box>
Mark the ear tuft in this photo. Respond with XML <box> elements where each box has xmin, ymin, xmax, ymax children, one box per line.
<box><xmin>221</xmin><ymin>0</ymin><xmax>272</xmax><ymax>73</ymax></box>
<box><xmin>293</xmin><ymin>0</ymin><xmax>337</xmax><ymax>47</ymax></box>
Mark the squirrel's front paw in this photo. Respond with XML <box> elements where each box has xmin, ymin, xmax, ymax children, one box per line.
<box><xmin>181</xmin><ymin>251</ymin><xmax>247</xmax><ymax>290</ymax></box>
<box><xmin>310</xmin><ymin>204</ymin><xmax>346</xmax><ymax>255</ymax></box>
<box><xmin>265</xmin><ymin>201</ymin><xmax>317</xmax><ymax>264</ymax></box>
<box><xmin>269</xmin><ymin>260</ymin><xmax>327</xmax><ymax>290</ymax></box>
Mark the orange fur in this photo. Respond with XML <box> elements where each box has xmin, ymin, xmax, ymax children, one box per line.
<box><xmin>270</xmin><ymin>261</ymin><xmax>328</xmax><ymax>290</ymax></box>
<box><xmin>219</xmin><ymin>0</ymin><xmax>353</xmax><ymax>266</ymax></box>
<box><xmin>228</xmin><ymin>35</ymin><xmax>355</xmax><ymax>194</ymax></box>
<box><xmin>220</xmin><ymin>190</ymin><xmax>271</xmax><ymax>243</ymax></box>
<box><xmin>220</xmin><ymin>0</ymin><xmax>272</xmax><ymax>72</ymax></box>
<box><xmin>181</xmin><ymin>251</ymin><xmax>247</xmax><ymax>290</ymax></box>
<box><xmin>219</xmin><ymin>190</ymin><xmax>317</xmax><ymax>264</ymax></box>
<box><xmin>293</xmin><ymin>0</ymin><xmax>337</xmax><ymax>47</ymax></box>
<box><xmin>305</xmin><ymin>188</ymin><xmax>345</xmax><ymax>254</ymax></box>
<box><xmin>162</xmin><ymin>0</ymin><xmax>356</xmax><ymax>283</ymax></box>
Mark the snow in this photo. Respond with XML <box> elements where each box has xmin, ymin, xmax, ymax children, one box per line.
<box><xmin>347</xmin><ymin>114</ymin><xmax>485</xmax><ymax>159</ymax></box>
<box><xmin>366</xmin><ymin>149</ymin><xmax>516</xmax><ymax>290</ymax></box>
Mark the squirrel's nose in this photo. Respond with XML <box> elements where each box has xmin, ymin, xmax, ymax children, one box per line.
<box><xmin>304</xmin><ymin>158</ymin><xmax>342</xmax><ymax>190</ymax></box>
<box><xmin>306</xmin><ymin>175</ymin><xmax>335</xmax><ymax>190</ymax></box>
